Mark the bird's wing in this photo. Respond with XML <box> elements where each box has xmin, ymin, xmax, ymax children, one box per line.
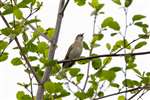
<box><xmin>64</xmin><ymin>44</ymin><xmax>73</xmax><ymax>60</ymax></box>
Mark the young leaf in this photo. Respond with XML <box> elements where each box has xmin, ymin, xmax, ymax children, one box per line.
<box><xmin>132</xmin><ymin>14</ymin><xmax>145</xmax><ymax>22</ymax></box>
<box><xmin>103</xmin><ymin>57</ymin><xmax>112</xmax><ymax>65</ymax></box>
<box><xmin>83</xmin><ymin>41</ymin><xmax>90</xmax><ymax>50</ymax></box>
<box><xmin>100</xmin><ymin>70</ymin><xmax>116</xmax><ymax>82</ymax></box>
<box><xmin>75</xmin><ymin>91</ymin><xmax>87</xmax><ymax>100</ymax></box>
<box><xmin>106</xmin><ymin>43</ymin><xmax>111</xmax><ymax>50</ymax></box>
<box><xmin>118</xmin><ymin>95</ymin><xmax>125</xmax><ymax>100</ymax></box>
<box><xmin>101</xmin><ymin>17</ymin><xmax>120</xmax><ymax>31</ymax></box>
<box><xmin>0</xmin><ymin>41</ymin><xmax>8</xmax><ymax>51</ymax></box>
<box><xmin>110</xmin><ymin>83</ymin><xmax>120</xmax><ymax>88</ymax></box>
<box><xmin>13</xmin><ymin>7</ymin><xmax>23</xmax><ymax>19</ymax></box>
<box><xmin>92</xmin><ymin>58</ymin><xmax>102</xmax><ymax>70</ymax></box>
<box><xmin>28</xmin><ymin>56</ymin><xmax>38</xmax><ymax>61</ymax></box>
<box><xmin>92</xmin><ymin>33</ymin><xmax>104</xmax><ymax>43</ymax></box>
<box><xmin>11</xmin><ymin>57</ymin><xmax>23</xmax><ymax>66</ymax></box>
<box><xmin>0</xmin><ymin>53</ymin><xmax>8</xmax><ymax>62</ymax></box>
<box><xmin>76</xmin><ymin>74</ymin><xmax>84</xmax><ymax>83</ymax></box>
<box><xmin>112</xmin><ymin>0</ymin><xmax>121</xmax><ymax>5</ymax></box>
<box><xmin>134</xmin><ymin>41</ymin><xmax>147</xmax><ymax>49</ymax></box>
<box><xmin>125</xmin><ymin>0</ymin><xmax>133</xmax><ymax>7</ymax></box>
<box><xmin>74</xmin><ymin>0</ymin><xmax>86</xmax><ymax>6</ymax></box>
<box><xmin>109</xmin><ymin>67</ymin><xmax>121</xmax><ymax>72</ymax></box>
<box><xmin>89</xmin><ymin>0</ymin><xmax>104</xmax><ymax>11</ymax></box>
<box><xmin>17</xmin><ymin>0</ymin><xmax>33</xmax><ymax>8</ymax></box>
<box><xmin>69</xmin><ymin>68</ymin><xmax>80</xmax><ymax>77</ymax></box>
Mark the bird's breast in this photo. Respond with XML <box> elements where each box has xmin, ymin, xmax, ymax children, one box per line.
<box><xmin>69</xmin><ymin>46</ymin><xmax>82</xmax><ymax>59</ymax></box>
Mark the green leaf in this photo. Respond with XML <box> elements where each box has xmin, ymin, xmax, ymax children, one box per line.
<box><xmin>75</xmin><ymin>91</ymin><xmax>86</xmax><ymax>100</ymax></box>
<box><xmin>125</xmin><ymin>0</ymin><xmax>133</xmax><ymax>7</ymax></box>
<box><xmin>76</xmin><ymin>74</ymin><xmax>84</xmax><ymax>83</ymax></box>
<box><xmin>122</xmin><ymin>79</ymin><xmax>139</xmax><ymax>88</ymax></box>
<box><xmin>17</xmin><ymin>0</ymin><xmax>33</xmax><ymax>8</ymax></box>
<box><xmin>86</xmin><ymin>87</ymin><xmax>94</xmax><ymax>97</ymax></box>
<box><xmin>1</xmin><ymin>27</ymin><xmax>13</xmax><ymax>36</ymax></box>
<box><xmin>2</xmin><ymin>4</ymin><xmax>13</xmax><ymax>15</ymax></box>
<box><xmin>13</xmin><ymin>24</ymin><xmax>23</xmax><ymax>35</ymax></box>
<box><xmin>13</xmin><ymin>7</ymin><xmax>23</xmax><ymax>19</ymax></box>
<box><xmin>132</xmin><ymin>15</ymin><xmax>145</xmax><ymax>22</ymax></box>
<box><xmin>135</xmin><ymin>22</ymin><xmax>148</xmax><ymax>28</ymax></box>
<box><xmin>51</xmin><ymin>64</ymin><xmax>61</xmax><ymax>75</ymax></box>
<box><xmin>44</xmin><ymin>81</ymin><xmax>63</xmax><ymax>94</ymax></box>
<box><xmin>0</xmin><ymin>41</ymin><xmax>8</xmax><ymax>51</ymax></box>
<box><xmin>0</xmin><ymin>53</ymin><xmax>8</xmax><ymax>62</ymax></box>
<box><xmin>89</xmin><ymin>0</ymin><xmax>104</xmax><ymax>11</ymax></box>
<box><xmin>138</xmin><ymin>34</ymin><xmax>149</xmax><ymax>39</ymax></box>
<box><xmin>103</xmin><ymin>57</ymin><xmax>112</xmax><ymax>65</ymax></box>
<box><xmin>112</xmin><ymin>0</ymin><xmax>121</xmax><ymax>5</ymax></box>
<box><xmin>11</xmin><ymin>57</ymin><xmax>23</xmax><ymax>66</ymax></box>
<box><xmin>74</xmin><ymin>0</ymin><xmax>86</xmax><ymax>6</ymax></box>
<box><xmin>92</xmin><ymin>58</ymin><xmax>102</xmax><ymax>70</ymax></box>
<box><xmin>37</xmin><ymin>42</ymin><xmax>49</xmax><ymax>54</ymax></box>
<box><xmin>83</xmin><ymin>41</ymin><xmax>90</xmax><ymax>50</ymax></box>
<box><xmin>118</xmin><ymin>95</ymin><xmax>125</xmax><ymax>100</ymax></box>
<box><xmin>28</xmin><ymin>56</ymin><xmax>38</xmax><ymax>61</ymax></box>
<box><xmin>69</xmin><ymin>68</ymin><xmax>80</xmax><ymax>77</ymax></box>
<box><xmin>92</xmin><ymin>33</ymin><xmax>104</xmax><ymax>43</ymax></box>
<box><xmin>109</xmin><ymin>67</ymin><xmax>121</xmax><ymax>72</ymax></box>
<box><xmin>106</xmin><ymin>43</ymin><xmax>111</xmax><ymax>50</ymax></box>
<box><xmin>112</xmin><ymin>39</ymin><xmax>131</xmax><ymax>52</ymax></box>
<box><xmin>16</xmin><ymin>91</ymin><xmax>32</xmax><ymax>100</ymax></box>
<box><xmin>100</xmin><ymin>70</ymin><xmax>116</xmax><ymax>82</ymax></box>
<box><xmin>45</xmin><ymin>28</ymin><xmax>55</xmax><ymax>39</ymax></box>
<box><xmin>101</xmin><ymin>17</ymin><xmax>120</xmax><ymax>30</ymax></box>
<box><xmin>22</xmin><ymin>33</ymin><xmax>28</xmax><ymax>42</ymax></box>
<box><xmin>26</xmin><ymin>42</ymin><xmax>38</xmax><ymax>53</ymax></box>
<box><xmin>110</xmin><ymin>83</ymin><xmax>120</xmax><ymax>88</ymax></box>
<box><xmin>98</xmin><ymin>91</ymin><xmax>104</xmax><ymax>97</ymax></box>
<box><xmin>24</xmin><ymin>19</ymin><xmax>41</xmax><ymax>25</ymax></box>
<box><xmin>111</xmin><ymin>33</ymin><xmax>117</xmax><ymax>37</ymax></box>
<box><xmin>134</xmin><ymin>41</ymin><xmax>147</xmax><ymax>49</ymax></box>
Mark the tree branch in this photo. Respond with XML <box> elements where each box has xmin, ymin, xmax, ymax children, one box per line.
<box><xmin>58</xmin><ymin>51</ymin><xmax>150</xmax><ymax>63</ymax></box>
<box><xmin>93</xmin><ymin>86</ymin><xmax>144</xmax><ymax>100</ymax></box>
<box><xmin>36</xmin><ymin>0</ymin><xmax>68</xmax><ymax>99</ymax></box>
<box><xmin>0</xmin><ymin>10</ymin><xmax>41</xmax><ymax>84</ymax></box>
<box><xmin>59</xmin><ymin>0</ymin><xmax>70</xmax><ymax>15</ymax></box>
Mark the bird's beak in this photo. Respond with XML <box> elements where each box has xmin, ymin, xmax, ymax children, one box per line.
<box><xmin>81</xmin><ymin>33</ymin><xmax>84</xmax><ymax>36</ymax></box>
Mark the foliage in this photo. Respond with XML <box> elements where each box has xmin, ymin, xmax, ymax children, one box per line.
<box><xmin>0</xmin><ymin>0</ymin><xmax>150</xmax><ymax>100</ymax></box>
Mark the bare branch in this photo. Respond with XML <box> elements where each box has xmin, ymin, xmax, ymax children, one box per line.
<box><xmin>58</xmin><ymin>51</ymin><xmax>150</xmax><ymax>63</ymax></box>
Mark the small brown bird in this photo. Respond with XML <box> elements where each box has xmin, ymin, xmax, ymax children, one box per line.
<box><xmin>63</xmin><ymin>33</ymin><xmax>84</xmax><ymax>68</ymax></box>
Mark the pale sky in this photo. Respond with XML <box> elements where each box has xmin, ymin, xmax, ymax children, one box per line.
<box><xmin>1</xmin><ymin>0</ymin><xmax>150</xmax><ymax>100</ymax></box>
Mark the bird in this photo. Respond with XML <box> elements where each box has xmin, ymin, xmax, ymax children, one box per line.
<box><xmin>62</xmin><ymin>33</ymin><xmax>84</xmax><ymax>68</ymax></box>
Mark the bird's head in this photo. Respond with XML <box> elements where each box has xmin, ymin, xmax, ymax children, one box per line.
<box><xmin>75</xmin><ymin>33</ymin><xmax>84</xmax><ymax>41</ymax></box>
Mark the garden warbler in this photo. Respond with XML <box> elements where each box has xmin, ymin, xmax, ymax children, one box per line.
<box><xmin>62</xmin><ymin>33</ymin><xmax>84</xmax><ymax>68</ymax></box>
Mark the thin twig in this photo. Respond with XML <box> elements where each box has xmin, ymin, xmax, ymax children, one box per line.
<box><xmin>93</xmin><ymin>86</ymin><xmax>144</xmax><ymax>100</ymax></box>
<box><xmin>82</xmin><ymin>13</ymin><xmax>97</xmax><ymax>91</ymax></box>
<box><xmin>65</xmin><ymin>77</ymin><xmax>83</xmax><ymax>91</ymax></box>
<box><xmin>128</xmin><ymin>88</ymin><xmax>143</xmax><ymax>100</ymax></box>
<box><xmin>137</xmin><ymin>90</ymin><xmax>148</xmax><ymax>100</ymax></box>
<box><xmin>123</xmin><ymin>7</ymin><xmax>128</xmax><ymax>99</ymax></box>
<box><xmin>58</xmin><ymin>51</ymin><xmax>150</xmax><ymax>63</ymax></box>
